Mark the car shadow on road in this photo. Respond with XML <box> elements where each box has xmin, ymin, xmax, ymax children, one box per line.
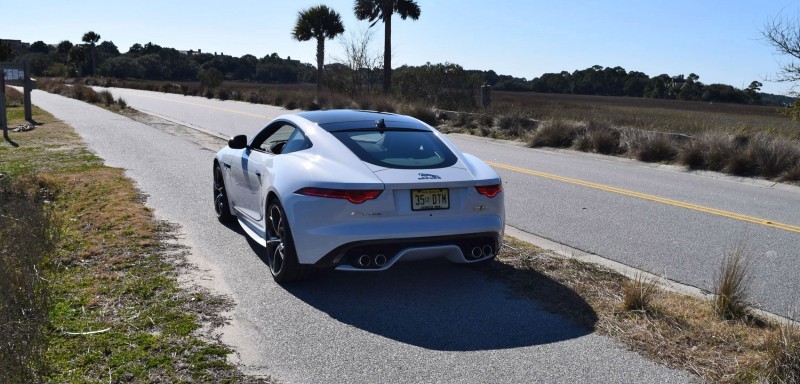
<box><xmin>224</xmin><ymin>222</ymin><xmax>597</xmax><ymax>352</ymax></box>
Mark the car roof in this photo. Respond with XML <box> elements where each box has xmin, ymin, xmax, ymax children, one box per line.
<box><xmin>294</xmin><ymin>110</ymin><xmax>432</xmax><ymax>132</ymax></box>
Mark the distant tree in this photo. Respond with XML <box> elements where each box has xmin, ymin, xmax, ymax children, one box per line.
<box><xmin>82</xmin><ymin>31</ymin><xmax>101</xmax><ymax>75</ymax></box>
<box><xmin>354</xmin><ymin>0</ymin><xmax>421</xmax><ymax>94</ymax></box>
<box><xmin>334</xmin><ymin>27</ymin><xmax>382</xmax><ymax>95</ymax></box>
<box><xmin>746</xmin><ymin>80</ymin><xmax>763</xmax><ymax>104</ymax></box>
<box><xmin>762</xmin><ymin>14</ymin><xmax>800</xmax><ymax>83</ymax></box>
<box><xmin>29</xmin><ymin>41</ymin><xmax>50</xmax><ymax>54</ymax></box>
<box><xmin>56</xmin><ymin>40</ymin><xmax>73</xmax><ymax>62</ymax></box>
<box><xmin>623</xmin><ymin>71</ymin><xmax>650</xmax><ymax>97</ymax></box>
<box><xmin>292</xmin><ymin>4</ymin><xmax>345</xmax><ymax>97</ymax></box>
<box><xmin>0</xmin><ymin>41</ymin><xmax>13</xmax><ymax>61</ymax></box>
<box><xmin>68</xmin><ymin>45</ymin><xmax>86</xmax><ymax>76</ymax></box>
<box><xmin>100</xmin><ymin>56</ymin><xmax>144</xmax><ymax>79</ymax></box>
<box><xmin>127</xmin><ymin>43</ymin><xmax>144</xmax><ymax>56</ymax></box>
<box><xmin>199</xmin><ymin>67</ymin><xmax>223</xmax><ymax>89</ymax></box>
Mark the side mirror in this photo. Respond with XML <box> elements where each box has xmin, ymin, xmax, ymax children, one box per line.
<box><xmin>228</xmin><ymin>135</ymin><xmax>247</xmax><ymax>149</ymax></box>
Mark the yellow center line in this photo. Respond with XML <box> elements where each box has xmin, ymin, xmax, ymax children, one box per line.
<box><xmin>487</xmin><ymin>161</ymin><xmax>800</xmax><ymax>234</ymax></box>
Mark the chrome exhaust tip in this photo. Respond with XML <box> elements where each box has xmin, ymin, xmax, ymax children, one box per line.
<box><xmin>482</xmin><ymin>245</ymin><xmax>493</xmax><ymax>258</ymax></box>
<box><xmin>471</xmin><ymin>246</ymin><xmax>483</xmax><ymax>259</ymax></box>
<box><xmin>374</xmin><ymin>254</ymin><xmax>387</xmax><ymax>267</ymax></box>
<box><xmin>358</xmin><ymin>254</ymin><xmax>371</xmax><ymax>267</ymax></box>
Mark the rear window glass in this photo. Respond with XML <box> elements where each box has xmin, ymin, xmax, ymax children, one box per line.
<box><xmin>332</xmin><ymin>130</ymin><xmax>458</xmax><ymax>169</ymax></box>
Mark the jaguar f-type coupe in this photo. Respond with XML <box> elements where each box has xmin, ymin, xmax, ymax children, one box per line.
<box><xmin>213</xmin><ymin>110</ymin><xmax>504</xmax><ymax>282</ymax></box>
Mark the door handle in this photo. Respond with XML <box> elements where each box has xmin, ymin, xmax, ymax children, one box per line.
<box><xmin>255</xmin><ymin>171</ymin><xmax>262</xmax><ymax>177</ymax></box>
<box><xmin>223</xmin><ymin>163</ymin><xmax>231</xmax><ymax>169</ymax></box>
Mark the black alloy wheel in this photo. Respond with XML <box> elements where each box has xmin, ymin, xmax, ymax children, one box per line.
<box><xmin>213</xmin><ymin>164</ymin><xmax>235</xmax><ymax>222</ymax></box>
<box><xmin>265</xmin><ymin>200</ymin><xmax>305</xmax><ymax>283</ymax></box>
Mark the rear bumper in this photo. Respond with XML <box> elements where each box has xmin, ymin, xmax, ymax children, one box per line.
<box><xmin>312</xmin><ymin>232</ymin><xmax>502</xmax><ymax>270</ymax></box>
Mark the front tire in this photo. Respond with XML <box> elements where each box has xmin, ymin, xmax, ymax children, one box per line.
<box><xmin>265</xmin><ymin>199</ymin><xmax>308</xmax><ymax>283</ymax></box>
<box><xmin>213</xmin><ymin>164</ymin><xmax>235</xmax><ymax>223</ymax></box>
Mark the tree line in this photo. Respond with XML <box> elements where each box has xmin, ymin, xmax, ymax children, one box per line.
<box><xmin>1</xmin><ymin>36</ymin><xmax>316</xmax><ymax>84</ymax></box>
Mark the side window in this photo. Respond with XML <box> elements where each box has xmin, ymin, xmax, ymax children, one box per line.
<box><xmin>251</xmin><ymin>123</ymin><xmax>311</xmax><ymax>155</ymax></box>
<box><xmin>281</xmin><ymin>128</ymin><xmax>312</xmax><ymax>154</ymax></box>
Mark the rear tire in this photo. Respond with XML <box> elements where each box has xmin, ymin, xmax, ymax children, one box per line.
<box><xmin>213</xmin><ymin>164</ymin><xmax>235</xmax><ymax>223</ymax></box>
<box><xmin>265</xmin><ymin>199</ymin><xmax>310</xmax><ymax>283</ymax></box>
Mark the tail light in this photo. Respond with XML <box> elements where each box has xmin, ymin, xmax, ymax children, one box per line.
<box><xmin>296</xmin><ymin>187</ymin><xmax>383</xmax><ymax>204</ymax></box>
<box><xmin>475</xmin><ymin>184</ymin><xmax>502</xmax><ymax>198</ymax></box>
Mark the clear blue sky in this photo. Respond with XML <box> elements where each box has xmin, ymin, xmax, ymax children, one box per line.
<box><xmin>6</xmin><ymin>0</ymin><xmax>800</xmax><ymax>95</ymax></box>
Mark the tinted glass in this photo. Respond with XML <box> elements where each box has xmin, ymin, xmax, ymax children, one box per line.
<box><xmin>333</xmin><ymin>130</ymin><xmax>457</xmax><ymax>169</ymax></box>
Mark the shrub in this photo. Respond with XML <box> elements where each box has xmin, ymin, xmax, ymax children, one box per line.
<box><xmin>98</xmin><ymin>90</ymin><xmax>115</xmax><ymax>106</ymax></box>
<box><xmin>0</xmin><ymin>175</ymin><xmax>58</xmax><ymax>383</ymax></box>
<box><xmin>780</xmin><ymin>162</ymin><xmax>800</xmax><ymax>182</ymax></box>
<box><xmin>216</xmin><ymin>88</ymin><xmax>230</xmax><ymax>101</ymax></box>
<box><xmin>685</xmin><ymin>132</ymin><xmax>736</xmax><ymax>171</ymax></box>
<box><xmin>477</xmin><ymin>113</ymin><xmax>494</xmax><ymax>128</ymax></box>
<box><xmin>746</xmin><ymin>133</ymin><xmax>800</xmax><ymax>178</ymax></box>
<box><xmin>284</xmin><ymin>100</ymin><xmax>298</xmax><ymax>110</ymax></box>
<box><xmin>116</xmin><ymin>97</ymin><xmax>127</xmax><ymax>109</ymax></box>
<box><xmin>529</xmin><ymin>119</ymin><xmax>578</xmax><ymax>148</ymax></box>
<box><xmin>760</xmin><ymin>318</ymin><xmax>800</xmax><ymax>383</ymax></box>
<box><xmin>713</xmin><ymin>239</ymin><xmax>752</xmax><ymax>320</ymax></box>
<box><xmin>452</xmin><ymin>112</ymin><xmax>474</xmax><ymax>128</ymax></box>
<box><xmin>4</xmin><ymin>86</ymin><xmax>24</xmax><ymax>107</ymax></box>
<box><xmin>622</xmin><ymin>272</ymin><xmax>659</xmax><ymax>311</ymax></box>
<box><xmin>371</xmin><ymin>95</ymin><xmax>396</xmax><ymax>113</ymax></box>
<box><xmin>400</xmin><ymin>104</ymin><xmax>438</xmax><ymax>126</ymax></box>
<box><xmin>629</xmin><ymin>132</ymin><xmax>678</xmax><ymax>162</ymax></box>
<box><xmin>579</xmin><ymin>119</ymin><xmax>621</xmax><ymax>154</ymax></box>
<box><xmin>203</xmin><ymin>88</ymin><xmax>214</xmax><ymax>99</ymax></box>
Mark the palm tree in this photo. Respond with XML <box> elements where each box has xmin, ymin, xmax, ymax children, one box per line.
<box><xmin>82</xmin><ymin>31</ymin><xmax>101</xmax><ymax>76</ymax></box>
<box><xmin>354</xmin><ymin>0</ymin><xmax>420</xmax><ymax>94</ymax></box>
<box><xmin>292</xmin><ymin>5</ymin><xmax>345</xmax><ymax>97</ymax></box>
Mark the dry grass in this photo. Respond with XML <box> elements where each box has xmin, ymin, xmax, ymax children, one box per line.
<box><xmin>528</xmin><ymin>119</ymin><xmax>580</xmax><ymax>148</ymax></box>
<box><xmin>0</xmin><ymin>175</ymin><xmax>59</xmax><ymax>383</ymax></box>
<box><xmin>492</xmin><ymin>236</ymin><xmax>798</xmax><ymax>383</ymax></box>
<box><xmin>713</xmin><ymin>239</ymin><xmax>754</xmax><ymax>321</ymax></box>
<box><xmin>758</xmin><ymin>318</ymin><xmax>800</xmax><ymax>383</ymax></box>
<box><xmin>4</xmin><ymin>85</ymin><xmax>25</xmax><ymax>107</ymax></box>
<box><xmin>622</xmin><ymin>272</ymin><xmax>659</xmax><ymax>311</ymax></box>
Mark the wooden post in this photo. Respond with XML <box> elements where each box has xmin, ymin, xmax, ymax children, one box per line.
<box><xmin>1</xmin><ymin>69</ymin><xmax>8</xmax><ymax>135</ymax></box>
<box><xmin>23</xmin><ymin>61</ymin><xmax>32</xmax><ymax>122</ymax></box>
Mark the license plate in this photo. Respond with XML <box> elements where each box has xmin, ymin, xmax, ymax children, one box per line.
<box><xmin>411</xmin><ymin>188</ymin><xmax>449</xmax><ymax>211</ymax></box>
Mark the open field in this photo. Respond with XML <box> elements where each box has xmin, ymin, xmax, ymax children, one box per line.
<box><xmin>489</xmin><ymin>91</ymin><xmax>799</xmax><ymax>139</ymax></box>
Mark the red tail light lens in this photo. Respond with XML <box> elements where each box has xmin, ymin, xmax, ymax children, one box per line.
<box><xmin>475</xmin><ymin>184</ymin><xmax>502</xmax><ymax>198</ymax></box>
<box><xmin>296</xmin><ymin>187</ymin><xmax>383</xmax><ymax>204</ymax></box>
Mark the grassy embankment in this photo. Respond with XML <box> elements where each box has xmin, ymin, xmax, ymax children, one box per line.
<box><xmin>1</xmin><ymin>86</ymin><xmax>269</xmax><ymax>383</ymax></box>
<box><xmin>495</xmin><ymin>237</ymin><xmax>799</xmax><ymax>383</ymax></box>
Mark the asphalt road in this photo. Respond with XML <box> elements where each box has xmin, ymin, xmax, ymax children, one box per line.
<box><xmin>97</xmin><ymin>87</ymin><xmax>800</xmax><ymax>320</ymax></box>
<box><xmin>28</xmin><ymin>89</ymin><xmax>693</xmax><ymax>382</ymax></box>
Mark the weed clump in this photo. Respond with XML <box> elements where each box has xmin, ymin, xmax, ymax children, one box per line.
<box><xmin>576</xmin><ymin>120</ymin><xmax>621</xmax><ymax>154</ymax></box>
<box><xmin>400</xmin><ymin>104</ymin><xmax>438</xmax><ymax>126</ymax></box>
<box><xmin>622</xmin><ymin>272</ymin><xmax>659</xmax><ymax>311</ymax></box>
<box><xmin>529</xmin><ymin>119</ymin><xmax>579</xmax><ymax>148</ymax></box>
<box><xmin>760</xmin><ymin>319</ymin><xmax>800</xmax><ymax>383</ymax></box>
<box><xmin>713</xmin><ymin>240</ymin><xmax>753</xmax><ymax>320</ymax></box>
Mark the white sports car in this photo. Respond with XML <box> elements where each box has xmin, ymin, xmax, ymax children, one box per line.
<box><xmin>213</xmin><ymin>110</ymin><xmax>504</xmax><ymax>282</ymax></box>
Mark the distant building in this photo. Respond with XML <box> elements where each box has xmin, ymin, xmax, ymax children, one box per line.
<box><xmin>669</xmin><ymin>75</ymin><xmax>686</xmax><ymax>89</ymax></box>
<box><xmin>179</xmin><ymin>49</ymin><xmax>202</xmax><ymax>56</ymax></box>
<box><xmin>0</xmin><ymin>39</ymin><xmax>30</xmax><ymax>51</ymax></box>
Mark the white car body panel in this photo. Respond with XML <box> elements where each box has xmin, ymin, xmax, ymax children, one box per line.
<box><xmin>215</xmin><ymin>110</ymin><xmax>505</xmax><ymax>272</ymax></box>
